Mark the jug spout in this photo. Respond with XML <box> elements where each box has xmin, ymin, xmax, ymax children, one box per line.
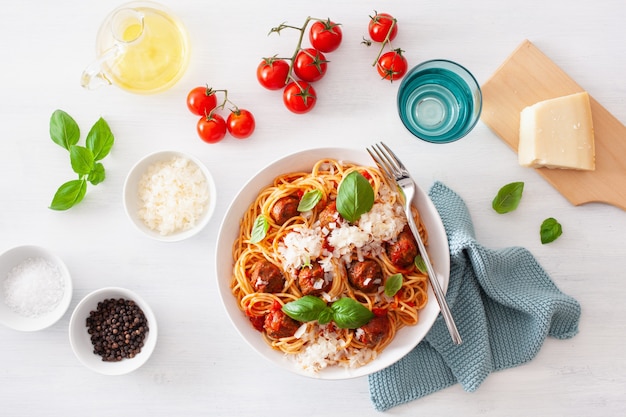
<box><xmin>81</xmin><ymin>7</ymin><xmax>144</xmax><ymax>91</ymax></box>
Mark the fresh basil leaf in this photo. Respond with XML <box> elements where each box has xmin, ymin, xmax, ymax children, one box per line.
<box><xmin>330</xmin><ymin>297</ymin><xmax>374</xmax><ymax>329</ymax></box>
<box><xmin>414</xmin><ymin>254</ymin><xmax>427</xmax><ymax>274</ymax></box>
<box><xmin>86</xmin><ymin>117</ymin><xmax>114</xmax><ymax>161</ymax></box>
<box><xmin>540</xmin><ymin>217</ymin><xmax>562</xmax><ymax>244</ymax></box>
<box><xmin>250</xmin><ymin>215</ymin><xmax>269</xmax><ymax>243</ymax></box>
<box><xmin>50</xmin><ymin>179</ymin><xmax>87</xmax><ymax>211</ymax></box>
<box><xmin>317</xmin><ymin>307</ymin><xmax>333</xmax><ymax>325</ymax></box>
<box><xmin>282</xmin><ymin>296</ymin><xmax>327</xmax><ymax>322</ymax></box>
<box><xmin>69</xmin><ymin>145</ymin><xmax>95</xmax><ymax>175</ymax></box>
<box><xmin>384</xmin><ymin>273</ymin><xmax>403</xmax><ymax>297</ymax></box>
<box><xmin>492</xmin><ymin>182</ymin><xmax>524</xmax><ymax>214</ymax></box>
<box><xmin>88</xmin><ymin>162</ymin><xmax>106</xmax><ymax>185</ymax></box>
<box><xmin>297</xmin><ymin>189</ymin><xmax>322</xmax><ymax>212</ymax></box>
<box><xmin>336</xmin><ymin>171</ymin><xmax>374</xmax><ymax>222</ymax></box>
<box><xmin>50</xmin><ymin>109</ymin><xmax>80</xmax><ymax>150</ymax></box>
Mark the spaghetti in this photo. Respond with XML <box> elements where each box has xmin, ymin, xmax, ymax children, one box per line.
<box><xmin>231</xmin><ymin>158</ymin><xmax>429</xmax><ymax>372</ymax></box>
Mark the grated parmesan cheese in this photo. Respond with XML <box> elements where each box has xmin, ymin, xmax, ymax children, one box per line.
<box><xmin>137</xmin><ymin>157</ymin><xmax>209</xmax><ymax>235</ymax></box>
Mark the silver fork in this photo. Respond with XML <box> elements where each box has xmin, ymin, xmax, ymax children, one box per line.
<box><xmin>367</xmin><ymin>142</ymin><xmax>462</xmax><ymax>345</ymax></box>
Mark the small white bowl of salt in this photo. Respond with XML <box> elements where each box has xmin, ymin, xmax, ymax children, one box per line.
<box><xmin>0</xmin><ymin>245</ymin><xmax>72</xmax><ymax>331</ymax></box>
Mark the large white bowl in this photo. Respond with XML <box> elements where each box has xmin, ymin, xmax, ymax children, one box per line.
<box><xmin>69</xmin><ymin>287</ymin><xmax>157</xmax><ymax>375</ymax></box>
<box><xmin>123</xmin><ymin>150</ymin><xmax>217</xmax><ymax>242</ymax></box>
<box><xmin>215</xmin><ymin>147</ymin><xmax>450</xmax><ymax>379</ymax></box>
<box><xmin>0</xmin><ymin>245</ymin><xmax>73</xmax><ymax>332</ymax></box>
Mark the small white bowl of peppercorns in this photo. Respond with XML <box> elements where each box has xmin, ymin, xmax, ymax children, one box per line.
<box><xmin>69</xmin><ymin>287</ymin><xmax>157</xmax><ymax>375</ymax></box>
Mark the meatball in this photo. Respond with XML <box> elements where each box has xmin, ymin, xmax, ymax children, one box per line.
<box><xmin>358</xmin><ymin>315</ymin><xmax>391</xmax><ymax>347</ymax></box>
<box><xmin>264</xmin><ymin>309</ymin><xmax>301</xmax><ymax>339</ymax></box>
<box><xmin>318</xmin><ymin>201</ymin><xmax>338</xmax><ymax>230</ymax></box>
<box><xmin>297</xmin><ymin>262</ymin><xmax>331</xmax><ymax>296</ymax></box>
<box><xmin>348</xmin><ymin>260</ymin><xmax>383</xmax><ymax>292</ymax></box>
<box><xmin>250</xmin><ymin>260</ymin><xmax>285</xmax><ymax>293</ymax></box>
<box><xmin>386</xmin><ymin>226</ymin><xmax>418</xmax><ymax>269</ymax></box>
<box><xmin>270</xmin><ymin>195</ymin><xmax>300</xmax><ymax>226</ymax></box>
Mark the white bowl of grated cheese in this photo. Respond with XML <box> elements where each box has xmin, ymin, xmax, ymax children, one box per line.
<box><xmin>123</xmin><ymin>150</ymin><xmax>217</xmax><ymax>242</ymax></box>
<box><xmin>0</xmin><ymin>245</ymin><xmax>73</xmax><ymax>331</ymax></box>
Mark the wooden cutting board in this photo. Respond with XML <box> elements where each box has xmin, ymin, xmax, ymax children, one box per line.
<box><xmin>481</xmin><ymin>39</ymin><xmax>626</xmax><ymax>210</ymax></box>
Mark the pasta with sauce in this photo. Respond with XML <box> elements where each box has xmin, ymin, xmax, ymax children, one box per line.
<box><xmin>230</xmin><ymin>158</ymin><xmax>429</xmax><ymax>372</ymax></box>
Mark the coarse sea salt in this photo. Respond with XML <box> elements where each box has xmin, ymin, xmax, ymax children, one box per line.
<box><xmin>2</xmin><ymin>257</ymin><xmax>65</xmax><ymax>318</ymax></box>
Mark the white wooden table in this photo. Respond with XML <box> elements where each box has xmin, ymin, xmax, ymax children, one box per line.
<box><xmin>1</xmin><ymin>0</ymin><xmax>625</xmax><ymax>415</ymax></box>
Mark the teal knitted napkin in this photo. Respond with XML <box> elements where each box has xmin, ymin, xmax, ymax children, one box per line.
<box><xmin>368</xmin><ymin>182</ymin><xmax>581</xmax><ymax>411</ymax></box>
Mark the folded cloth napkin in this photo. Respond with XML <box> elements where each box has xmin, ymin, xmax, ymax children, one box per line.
<box><xmin>368</xmin><ymin>182</ymin><xmax>581</xmax><ymax>411</ymax></box>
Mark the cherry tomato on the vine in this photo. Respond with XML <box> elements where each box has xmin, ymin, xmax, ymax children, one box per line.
<box><xmin>377</xmin><ymin>50</ymin><xmax>408</xmax><ymax>82</ymax></box>
<box><xmin>187</xmin><ymin>86</ymin><xmax>218</xmax><ymax>116</ymax></box>
<box><xmin>309</xmin><ymin>19</ymin><xmax>343</xmax><ymax>53</ymax></box>
<box><xmin>197</xmin><ymin>114</ymin><xmax>227</xmax><ymax>143</ymax></box>
<box><xmin>368</xmin><ymin>12</ymin><xmax>398</xmax><ymax>43</ymax></box>
<box><xmin>256</xmin><ymin>58</ymin><xmax>290</xmax><ymax>90</ymax></box>
<box><xmin>293</xmin><ymin>48</ymin><xmax>328</xmax><ymax>83</ymax></box>
<box><xmin>283</xmin><ymin>81</ymin><xmax>317</xmax><ymax>114</ymax></box>
<box><xmin>227</xmin><ymin>109</ymin><xmax>256</xmax><ymax>139</ymax></box>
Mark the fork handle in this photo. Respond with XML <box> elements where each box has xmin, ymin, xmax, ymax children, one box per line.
<box><xmin>405</xmin><ymin>211</ymin><xmax>463</xmax><ymax>345</ymax></box>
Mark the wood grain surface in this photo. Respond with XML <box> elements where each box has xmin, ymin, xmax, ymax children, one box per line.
<box><xmin>481</xmin><ymin>39</ymin><xmax>626</xmax><ymax>210</ymax></box>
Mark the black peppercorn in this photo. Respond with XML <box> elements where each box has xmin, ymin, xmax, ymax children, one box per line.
<box><xmin>86</xmin><ymin>298</ymin><xmax>149</xmax><ymax>362</ymax></box>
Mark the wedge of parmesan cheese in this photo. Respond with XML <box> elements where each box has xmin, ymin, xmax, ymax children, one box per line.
<box><xmin>518</xmin><ymin>91</ymin><xmax>595</xmax><ymax>171</ymax></box>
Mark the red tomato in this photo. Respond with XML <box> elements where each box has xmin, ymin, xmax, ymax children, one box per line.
<box><xmin>256</xmin><ymin>58</ymin><xmax>290</xmax><ymax>90</ymax></box>
<box><xmin>377</xmin><ymin>50</ymin><xmax>408</xmax><ymax>82</ymax></box>
<box><xmin>197</xmin><ymin>114</ymin><xmax>227</xmax><ymax>143</ymax></box>
<box><xmin>368</xmin><ymin>12</ymin><xmax>398</xmax><ymax>43</ymax></box>
<box><xmin>227</xmin><ymin>109</ymin><xmax>255</xmax><ymax>139</ymax></box>
<box><xmin>186</xmin><ymin>86</ymin><xmax>218</xmax><ymax>116</ymax></box>
<box><xmin>293</xmin><ymin>48</ymin><xmax>328</xmax><ymax>82</ymax></box>
<box><xmin>309</xmin><ymin>19</ymin><xmax>343</xmax><ymax>53</ymax></box>
<box><xmin>283</xmin><ymin>81</ymin><xmax>317</xmax><ymax>114</ymax></box>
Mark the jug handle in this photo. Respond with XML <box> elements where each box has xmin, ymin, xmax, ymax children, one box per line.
<box><xmin>80</xmin><ymin>45</ymin><xmax>123</xmax><ymax>90</ymax></box>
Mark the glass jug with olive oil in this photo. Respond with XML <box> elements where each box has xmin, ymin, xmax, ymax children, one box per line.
<box><xmin>81</xmin><ymin>1</ymin><xmax>190</xmax><ymax>94</ymax></box>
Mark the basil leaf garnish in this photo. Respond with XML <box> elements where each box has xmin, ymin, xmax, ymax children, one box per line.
<box><xmin>384</xmin><ymin>273</ymin><xmax>403</xmax><ymax>297</ymax></box>
<box><xmin>540</xmin><ymin>217</ymin><xmax>562</xmax><ymax>244</ymax></box>
<box><xmin>88</xmin><ymin>163</ymin><xmax>106</xmax><ymax>185</ymax></box>
<box><xmin>250</xmin><ymin>215</ymin><xmax>269</xmax><ymax>243</ymax></box>
<box><xmin>50</xmin><ymin>109</ymin><xmax>80</xmax><ymax>151</ymax></box>
<box><xmin>336</xmin><ymin>171</ymin><xmax>374</xmax><ymax>222</ymax></box>
<box><xmin>69</xmin><ymin>145</ymin><xmax>95</xmax><ymax>175</ymax></box>
<box><xmin>50</xmin><ymin>179</ymin><xmax>87</xmax><ymax>211</ymax></box>
<box><xmin>492</xmin><ymin>182</ymin><xmax>524</xmax><ymax>214</ymax></box>
<box><xmin>414</xmin><ymin>254</ymin><xmax>427</xmax><ymax>274</ymax></box>
<box><xmin>297</xmin><ymin>189</ymin><xmax>322</xmax><ymax>212</ymax></box>
<box><xmin>86</xmin><ymin>117</ymin><xmax>114</xmax><ymax>161</ymax></box>
<box><xmin>282</xmin><ymin>296</ymin><xmax>328</xmax><ymax>322</ymax></box>
<box><xmin>330</xmin><ymin>298</ymin><xmax>374</xmax><ymax>329</ymax></box>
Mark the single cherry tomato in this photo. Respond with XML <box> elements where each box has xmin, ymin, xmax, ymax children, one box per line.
<box><xmin>368</xmin><ymin>12</ymin><xmax>398</xmax><ymax>43</ymax></box>
<box><xmin>186</xmin><ymin>86</ymin><xmax>218</xmax><ymax>116</ymax></box>
<box><xmin>256</xmin><ymin>58</ymin><xmax>290</xmax><ymax>90</ymax></box>
<box><xmin>283</xmin><ymin>81</ymin><xmax>317</xmax><ymax>114</ymax></box>
<box><xmin>309</xmin><ymin>19</ymin><xmax>343</xmax><ymax>53</ymax></box>
<box><xmin>227</xmin><ymin>109</ymin><xmax>255</xmax><ymax>139</ymax></box>
<box><xmin>197</xmin><ymin>114</ymin><xmax>227</xmax><ymax>143</ymax></box>
<box><xmin>293</xmin><ymin>48</ymin><xmax>328</xmax><ymax>83</ymax></box>
<box><xmin>377</xmin><ymin>50</ymin><xmax>408</xmax><ymax>82</ymax></box>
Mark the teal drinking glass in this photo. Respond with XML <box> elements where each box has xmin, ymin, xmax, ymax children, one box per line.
<box><xmin>397</xmin><ymin>59</ymin><xmax>482</xmax><ymax>143</ymax></box>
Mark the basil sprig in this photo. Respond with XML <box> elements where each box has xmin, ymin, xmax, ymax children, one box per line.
<box><xmin>540</xmin><ymin>217</ymin><xmax>562</xmax><ymax>244</ymax></box>
<box><xmin>49</xmin><ymin>110</ymin><xmax>114</xmax><ymax>210</ymax></box>
<box><xmin>492</xmin><ymin>182</ymin><xmax>524</xmax><ymax>214</ymax></box>
<box><xmin>384</xmin><ymin>273</ymin><xmax>403</xmax><ymax>297</ymax></box>
<box><xmin>297</xmin><ymin>189</ymin><xmax>322</xmax><ymax>212</ymax></box>
<box><xmin>250</xmin><ymin>214</ymin><xmax>269</xmax><ymax>243</ymax></box>
<box><xmin>336</xmin><ymin>171</ymin><xmax>375</xmax><ymax>222</ymax></box>
<box><xmin>282</xmin><ymin>295</ymin><xmax>374</xmax><ymax>329</ymax></box>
